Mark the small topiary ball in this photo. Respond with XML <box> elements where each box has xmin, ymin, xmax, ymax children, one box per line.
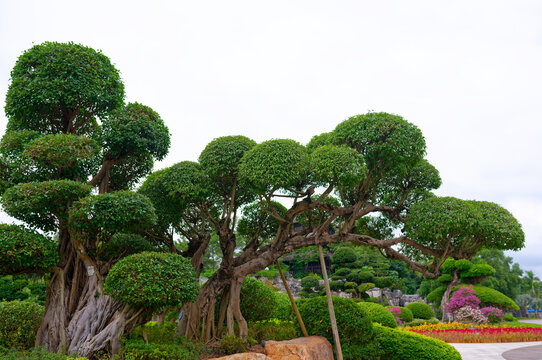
<box><xmin>104</xmin><ymin>252</ymin><xmax>199</xmax><ymax>310</ymax></box>
<box><xmin>0</xmin><ymin>301</ymin><xmax>44</xmax><ymax>350</ymax></box>
<box><xmin>406</xmin><ymin>302</ymin><xmax>434</xmax><ymax>320</ymax></box>
<box><xmin>357</xmin><ymin>301</ymin><xmax>397</xmax><ymax>328</ymax></box>
<box><xmin>296</xmin><ymin>296</ymin><xmax>374</xmax><ymax>346</ymax></box>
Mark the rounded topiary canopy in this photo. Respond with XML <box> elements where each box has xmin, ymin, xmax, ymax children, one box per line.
<box><xmin>333</xmin><ymin>112</ymin><xmax>426</xmax><ymax>174</ymax></box>
<box><xmin>239</xmin><ymin>139</ymin><xmax>308</xmax><ymax>192</ymax></box>
<box><xmin>297</xmin><ymin>296</ymin><xmax>374</xmax><ymax>346</ymax></box>
<box><xmin>101</xmin><ymin>102</ymin><xmax>170</xmax><ymax>161</ymax></box>
<box><xmin>240</xmin><ymin>277</ymin><xmax>280</xmax><ymax>322</ymax></box>
<box><xmin>23</xmin><ymin>133</ymin><xmax>98</xmax><ymax>180</ymax></box>
<box><xmin>199</xmin><ymin>135</ymin><xmax>256</xmax><ymax>193</ymax></box>
<box><xmin>406</xmin><ymin>302</ymin><xmax>434</xmax><ymax>320</ymax></box>
<box><xmin>357</xmin><ymin>301</ymin><xmax>397</xmax><ymax>328</ymax></box>
<box><xmin>98</xmin><ymin>233</ymin><xmax>156</xmax><ymax>262</ymax></box>
<box><xmin>405</xmin><ymin>197</ymin><xmax>525</xmax><ymax>255</ymax></box>
<box><xmin>69</xmin><ymin>190</ymin><xmax>157</xmax><ymax>238</ymax></box>
<box><xmin>5</xmin><ymin>41</ymin><xmax>125</xmax><ymax>133</ymax></box>
<box><xmin>310</xmin><ymin>144</ymin><xmax>366</xmax><ymax>188</ymax></box>
<box><xmin>104</xmin><ymin>252</ymin><xmax>199</xmax><ymax>310</ymax></box>
<box><xmin>2</xmin><ymin>180</ymin><xmax>92</xmax><ymax>232</ymax></box>
<box><xmin>0</xmin><ymin>224</ymin><xmax>59</xmax><ymax>274</ymax></box>
<box><xmin>237</xmin><ymin>201</ymin><xmax>287</xmax><ymax>240</ymax></box>
<box><xmin>332</xmin><ymin>247</ymin><xmax>357</xmax><ymax>265</ymax></box>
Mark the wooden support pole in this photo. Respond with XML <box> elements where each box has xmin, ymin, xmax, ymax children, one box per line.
<box><xmin>276</xmin><ymin>260</ymin><xmax>309</xmax><ymax>337</ymax></box>
<box><xmin>318</xmin><ymin>244</ymin><xmax>343</xmax><ymax>360</ymax></box>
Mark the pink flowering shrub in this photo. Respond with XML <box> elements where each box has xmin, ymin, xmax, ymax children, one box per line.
<box><xmin>447</xmin><ymin>285</ymin><xmax>481</xmax><ymax>314</ymax></box>
<box><xmin>387</xmin><ymin>306</ymin><xmax>404</xmax><ymax>326</ymax></box>
<box><xmin>480</xmin><ymin>306</ymin><xmax>504</xmax><ymax>324</ymax></box>
<box><xmin>453</xmin><ymin>305</ymin><xmax>488</xmax><ymax>324</ymax></box>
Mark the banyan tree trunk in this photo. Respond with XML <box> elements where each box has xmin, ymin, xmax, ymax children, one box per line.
<box><xmin>441</xmin><ymin>271</ymin><xmax>460</xmax><ymax>321</ymax></box>
<box><xmin>35</xmin><ymin>234</ymin><xmax>150</xmax><ymax>357</ymax></box>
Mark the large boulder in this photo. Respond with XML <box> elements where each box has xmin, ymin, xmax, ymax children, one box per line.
<box><xmin>264</xmin><ymin>336</ymin><xmax>333</xmax><ymax>360</ymax></box>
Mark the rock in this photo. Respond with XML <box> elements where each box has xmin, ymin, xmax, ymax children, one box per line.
<box><xmin>265</xmin><ymin>336</ymin><xmax>333</xmax><ymax>360</ymax></box>
<box><xmin>209</xmin><ymin>353</ymin><xmax>273</xmax><ymax>360</ymax></box>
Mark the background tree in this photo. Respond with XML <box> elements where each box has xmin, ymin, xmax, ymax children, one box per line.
<box><xmin>0</xmin><ymin>42</ymin><xmax>172</xmax><ymax>357</ymax></box>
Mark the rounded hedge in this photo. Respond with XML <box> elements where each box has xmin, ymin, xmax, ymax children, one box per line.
<box><xmin>104</xmin><ymin>252</ymin><xmax>199</xmax><ymax>310</ymax></box>
<box><xmin>0</xmin><ymin>224</ymin><xmax>59</xmax><ymax>274</ymax></box>
<box><xmin>374</xmin><ymin>323</ymin><xmax>461</xmax><ymax>360</ymax></box>
<box><xmin>300</xmin><ymin>275</ymin><xmax>320</xmax><ymax>290</ymax></box>
<box><xmin>0</xmin><ymin>301</ymin><xmax>44</xmax><ymax>349</ymax></box>
<box><xmin>406</xmin><ymin>302</ymin><xmax>434</xmax><ymax>320</ymax></box>
<box><xmin>357</xmin><ymin>301</ymin><xmax>397</xmax><ymax>328</ymax></box>
<box><xmin>296</xmin><ymin>296</ymin><xmax>374</xmax><ymax>346</ymax></box>
<box><xmin>240</xmin><ymin>277</ymin><xmax>279</xmax><ymax>322</ymax></box>
<box><xmin>98</xmin><ymin>233</ymin><xmax>156</xmax><ymax>262</ymax></box>
<box><xmin>331</xmin><ymin>247</ymin><xmax>357</xmax><ymax>265</ymax></box>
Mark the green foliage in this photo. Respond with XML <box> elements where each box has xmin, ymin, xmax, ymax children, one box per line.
<box><xmin>333</xmin><ymin>112</ymin><xmax>426</xmax><ymax>175</ymax></box>
<box><xmin>388</xmin><ymin>306</ymin><xmax>413</xmax><ymax>323</ymax></box>
<box><xmin>440</xmin><ymin>258</ymin><xmax>456</xmax><ymax>274</ymax></box>
<box><xmin>0</xmin><ymin>225</ymin><xmax>59</xmax><ymax>274</ymax></box>
<box><xmin>125</xmin><ymin>321</ymin><xmax>200</xmax><ymax>360</ymax></box>
<box><xmin>310</xmin><ymin>144</ymin><xmax>366</xmax><ymax>187</ymax></box>
<box><xmin>357</xmin><ymin>301</ymin><xmax>397</xmax><ymax>328</ymax></box>
<box><xmin>104</xmin><ymin>252</ymin><xmax>199</xmax><ymax>310</ymax></box>
<box><xmin>329</xmin><ymin>281</ymin><xmax>345</xmax><ymax>291</ymax></box>
<box><xmin>373</xmin><ymin>276</ymin><xmax>394</xmax><ymax>289</ymax></box>
<box><xmin>239</xmin><ymin>139</ymin><xmax>308</xmax><ymax>192</ymax></box>
<box><xmin>306</xmin><ymin>132</ymin><xmax>335</xmax><ymax>151</ymax></box>
<box><xmin>461</xmin><ymin>264</ymin><xmax>496</xmax><ymax>280</ymax></box>
<box><xmin>198</xmin><ymin>135</ymin><xmax>256</xmax><ymax>196</ymax></box>
<box><xmin>437</xmin><ymin>274</ymin><xmax>453</xmax><ymax>283</ymax></box>
<box><xmin>373</xmin><ymin>323</ymin><xmax>461</xmax><ymax>360</ymax></box>
<box><xmin>138</xmin><ymin>161</ymin><xmax>208</xmax><ymax>228</ymax></box>
<box><xmin>69</xmin><ymin>191</ymin><xmax>157</xmax><ymax>238</ymax></box>
<box><xmin>0</xmin><ymin>301</ymin><xmax>44</xmax><ymax>349</ymax></box>
<box><xmin>248</xmin><ymin>319</ymin><xmax>298</xmax><ymax>342</ymax></box>
<box><xmin>23</xmin><ymin>134</ymin><xmax>98</xmax><ymax>180</ymax></box>
<box><xmin>272</xmin><ymin>291</ymin><xmax>294</xmax><ymax>321</ymax></box>
<box><xmin>455</xmin><ymin>259</ymin><xmax>473</xmax><ymax>271</ymax></box>
<box><xmin>346</xmin><ymin>269</ymin><xmax>374</xmax><ymax>284</ymax></box>
<box><xmin>101</xmin><ymin>102</ymin><xmax>169</xmax><ymax>162</ymax></box>
<box><xmin>405</xmin><ymin>197</ymin><xmax>525</xmax><ymax>258</ymax></box>
<box><xmin>466</xmin><ymin>284</ymin><xmax>519</xmax><ymax>310</ymax></box>
<box><xmin>240</xmin><ymin>277</ymin><xmax>279</xmax><ymax>322</ymax></box>
<box><xmin>426</xmin><ymin>286</ymin><xmax>447</xmax><ymax>307</ymax></box>
<box><xmin>0</xmin><ymin>346</ymin><xmax>87</xmax><ymax>360</ymax></box>
<box><xmin>120</xmin><ymin>339</ymin><xmax>199</xmax><ymax>360</ymax></box>
<box><xmin>2</xmin><ymin>180</ymin><xmax>92</xmax><ymax>232</ymax></box>
<box><xmin>504</xmin><ymin>314</ymin><xmax>517</xmax><ymax>322</ymax></box>
<box><xmin>300</xmin><ymin>275</ymin><xmax>320</xmax><ymax>290</ymax></box>
<box><xmin>296</xmin><ymin>296</ymin><xmax>374</xmax><ymax>346</ymax></box>
<box><xmin>219</xmin><ymin>334</ymin><xmax>255</xmax><ymax>355</ymax></box>
<box><xmin>98</xmin><ymin>233</ymin><xmax>156</xmax><ymax>262</ymax></box>
<box><xmin>5</xmin><ymin>41</ymin><xmax>124</xmax><ymax>133</ymax></box>
<box><xmin>108</xmin><ymin>153</ymin><xmax>154</xmax><ymax>191</ymax></box>
<box><xmin>333</xmin><ymin>268</ymin><xmax>352</xmax><ymax>277</ymax></box>
<box><xmin>331</xmin><ymin>247</ymin><xmax>357</xmax><ymax>265</ymax></box>
<box><xmin>406</xmin><ymin>302</ymin><xmax>434</xmax><ymax>320</ymax></box>
<box><xmin>237</xmin><ymin>201</ymin><xmax>286</xmax><ymax>241</ymax></box>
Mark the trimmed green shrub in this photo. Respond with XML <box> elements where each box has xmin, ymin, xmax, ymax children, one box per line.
<box><xmin>440</xmin><ymin>258</ymin><xmax>456</xmax><ymax>274</ymax></box>
<box><xmin>0</xmin><ymin>301</ymin><xmax>44</xmax><ymax>349</ymax></box>
<box><xmin>407</xmin><ymin>318</ymin><xmax>440</xmax><ymax>326</ymax></box>
<box><xmin>427</xmin><ymin>317</ymin><xmax>440</xmax><ymax>324</ymax></box>
<box><xmin>374</xmin><ymin>323</ymin><xmax>461</xmax><ymax>360</ymax></box>
<box><xmin>437</xmin><ymin>274</ymin><xmax>452</xmax><ymax>283</ymax></box>
<box><xmin>296</xmin><ymin>296</ymin><xmax>374</xmax><ymax>347</ymax></box>
<box><xmin>387</xmin><ymin>306</ymin><xmax>414</xmax><ymax>323</ymax></box>
<box><xmin>373</xmin><ymin>276</ymin><xmax>393</xmax><ymax>289</ymax></box>
<box><xmin>120</xmin><ymin>339</ymin><xmax>199</xmax><ymax>360</ymax></box>
<box><xmin>300</xmin><ymin>275</ymin><xmax>320</xmax><ymax>290</ymax></box>
<box><xmin>0</xmin><ymin>346</ymin><xmax>87</xmax><ymax>359</ymax></box>
<box><xmin>331</xmin><ymin>247</ymin><xmax>357</xmax><ymax>265</ymax></box>
<box><xmin>329</xmin><ymin>281</ymin><xmax>345</xmax><ymax>292</ymax></box>
<box><xmin>504</xmin><ymin>314</ymin><xmax>517</xmax><ymax>322</ymax></box>
<box><xmin>248</xmin><ymin>319</ymin><xmax>298</xmax><ymax>342</ymax></box>
<box><xmin>406</xmin><ymin>302</ymin><xmax>434</xmax><ymax>320</ymax></box>
<box><xmin>333</xmin><ymin>268</ymin><xmax>352</xmax><ymax>277</ymax></box>
<box><xmin>357</xmin><ymin>302</ymin><xmax>397</xmax><ymax>328</ymax></box>
<box><xmin>240</xmin><ymin>277</ymin><xmax>279</xmax><ymax>322</ymax></box>
<box><xmin>344</xmin><ymin>281</ymin><xmax>357</xmax><ymax>290</ymax></box>
<box><xmin>454</xmin><ymin>259</ymin><xmax>473</xmax><ymax>271</ymax></box>
<box><xmin>346</xmin><ymin>269</ymin><xmax>374</xmax><ymax>284</ymax></box>
<box><xmin>219</xmin><ymin>334</ymin><xmax>255</xmax><ymax>355</ymax></box>
<box><xmin>104</xmin><ymin>252</ymin><xmax>199</xmax><ymax>310</ymax></box>
<box><xmin>272</xmin><ymin>291</ymin><xmax>293</xmax><ymax>321</ymax></box>
<box><xmin>460</xmin><ymin>264</ymin><xmax>496</xmax><ymax>279</ymax></box>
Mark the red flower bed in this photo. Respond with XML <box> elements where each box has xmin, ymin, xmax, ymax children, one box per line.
<box><xmin>409</xmin><ymin>327</ymin><xmax>542</xmax><ymax>343</ymax></box>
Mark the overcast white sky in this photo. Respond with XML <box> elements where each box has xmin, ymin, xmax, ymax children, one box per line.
<box><xmin>1</xmin><ymin>1</ymin><xmax>541</xmax><ymax>278</ymax></box>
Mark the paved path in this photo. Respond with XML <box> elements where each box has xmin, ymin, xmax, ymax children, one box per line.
<box><xmin>450</xmin><ymin>319</ymin><xmax>542</xmax><ymax>360</ymax></box>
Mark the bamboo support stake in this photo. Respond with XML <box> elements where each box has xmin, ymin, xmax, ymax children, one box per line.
<box><xmin>318</xmin><ymin>244</ymin><xmax>343</xmax><ymax>360</ymax></box>
<box><xmin>276</xmin><ymin>260</ymin><xmax>308</xmax><ymax>337</ymax></box>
